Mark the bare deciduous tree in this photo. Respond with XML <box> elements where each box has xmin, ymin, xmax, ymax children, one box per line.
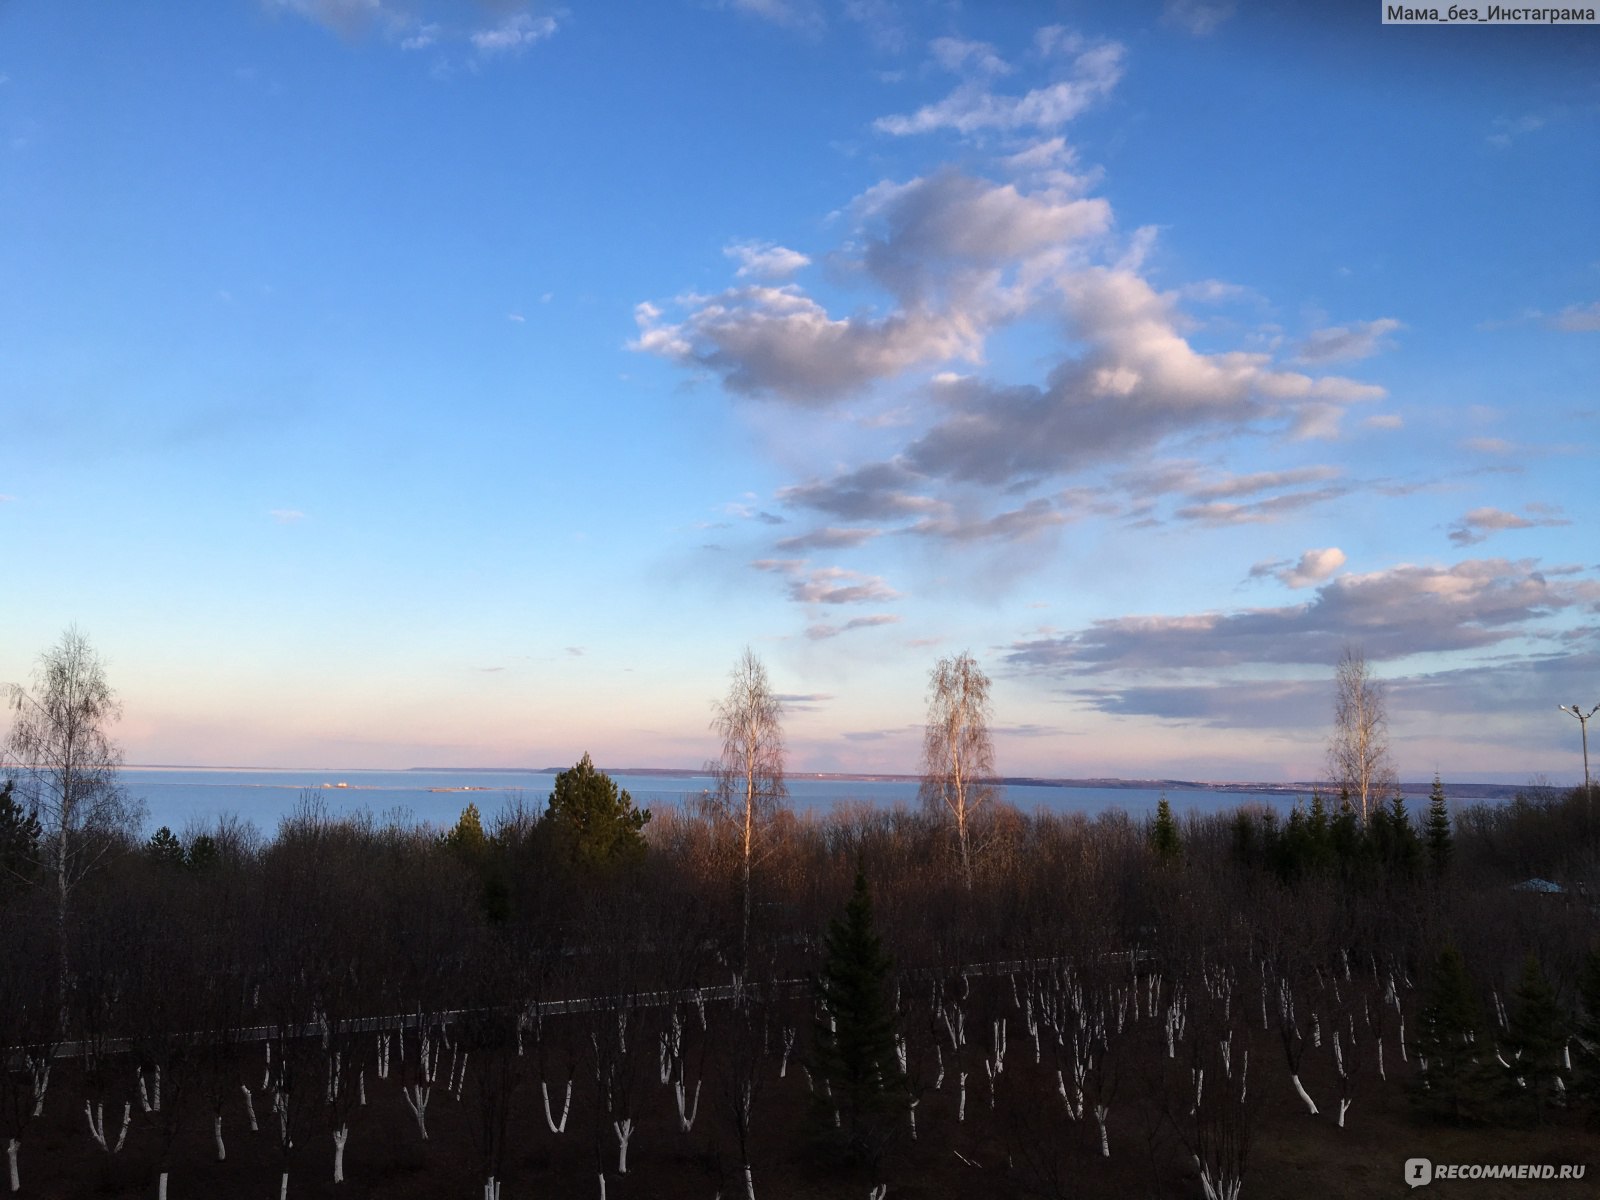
<box><xmin>920</xmin><ymin>652</ymin><xmax>996</xmax><ymax>890</ymax></box>
<box><xmin>4</xmin><ymin>628</ymin><xmax>143</xmax><ymax>1023</ymax></box>
<box><xmin>1326</xmin><ymin>647</ymin><xmax>1396</xmax><ymax>823</ymax></box>
<box><xmin>711</xmin><ymin>649</ymin><xmax>787</xmax><ymax>967</ymax></box>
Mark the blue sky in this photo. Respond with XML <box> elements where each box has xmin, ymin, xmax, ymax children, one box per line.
<box><xmin>2</xmin><ymin>1</ymin><xmax>1596</xmax><ymax>783</ymax></box>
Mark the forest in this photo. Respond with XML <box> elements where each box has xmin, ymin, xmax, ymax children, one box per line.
<box><xmin>3</xmin><ymin>634</ymin><xmax>1599</xmax><ymax>1199</ymax></box>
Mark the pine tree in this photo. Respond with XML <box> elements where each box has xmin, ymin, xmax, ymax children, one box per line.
<box><xmin>1149</xmin><ymin>795</ymin><xmax>1181</xmax><ymax>863</ymax></box>
<box><xmin>441</xmin><ymin>801</ymin><xmax>489</xmax><ymax>859</ymax></box>
<box><xmin>544</xmin><ymin>753</ymin><xmax>651</xmax><ymax>868</ymax></box>
<box><xmin>813</xmin><ymin>871</ymin><xmax>903</xmax><ymax>1162</ymax></box>
<box><xmin>1413</xmin><ymin>945</ymin><xmax>1491</xmax><ymax>1124</ymax></box>
<box><xmin>1425</xmin><ymin>774</ymin><xmax>1453</xmax><ymax>878</ymax></box>
<box><xmin>1500</xmin><ymin>954</ymin><xmax>1568</xmax><ymax>1124</ymax></box>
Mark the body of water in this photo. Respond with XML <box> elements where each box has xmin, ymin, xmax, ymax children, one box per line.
<box><xmin>121</xmin><ymin>765</ymin><xmax>1307</xmax><ymax>838</ymax></box>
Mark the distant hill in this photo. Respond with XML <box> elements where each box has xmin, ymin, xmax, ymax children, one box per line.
<box><xmin>402</xmin><ymin>765</ymin><xmax>1525</xmax><ymax>800</ymax></box>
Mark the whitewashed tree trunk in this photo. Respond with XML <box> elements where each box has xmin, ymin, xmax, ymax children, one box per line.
<box><xmin>403</xmin><ymin>1086</ymin><xmax>431</xmax><ymax>1140</ymax></box>
<box><xmin>675</xmin><ymin>1079</ymin><xmax>701</xmax><ymax>1132</ymax></box>
<box><xmin>543</xmin><ymin>1078</ymin><xmax>572</xmax><ymax>1133</ymax></box>
<box><xmin>29</xmin><ymin>1060</ymin><xmax>48</xmax><ymax>1118</ymax></box>
<box><xmin>1094</xmin><ymin>1104</ymin><xmax>1110</xmax><ymax>1157</ymax></box>
<box><xmin>242</xmin><ymin>1085</ymin><xmax>259</xmax><ymax>1132</ymax></box>
<box><xmin>597</xmin><ymin>1172</ymin><xmax>606</xmax><ymax>1200</ymax></box>
<box><xmin>333</xmin><ymin>1126</ymin><xmax>348</xmax><ymax>1183</ymax></box>
<box><xmin>7</xmin><ymin>1138</ymin><xmax>19</xmax><ymax>1193</ymax></box>
<box><xmin>742</xmin><ymin>1162</ymin><xmax>756</xmax><ymax>1200</ymax></box>
<box><xmin>279</xmin><ymin>1171</ymin><xmax>289</xmax><ymax>1200</ymax></box>
<box><xmin>614</xmin><ymin>1119</ymin><xmax>633</xmax><ymax>1174</ymax></box>
<box><xmin>214</xmin><ymin>1114</ymin><xmax>226</xmax><ymax>1160</ymax></box>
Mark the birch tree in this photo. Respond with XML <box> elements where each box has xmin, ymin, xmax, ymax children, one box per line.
<box><xmin>4</xmin><ymin>627</ymin><xmax>143</xmax><ymax>1028</ymax></box>
<box><xmin>711</xmin><ymin>649</ymin><xmax>787</xmax><ymax>968</ymax></box>
<box><xmin>1325</xmin><ymin>647</ymin><xmax>1396</xmax><ymax>824</ymax></box>
<box><xmin>920</xmin><ymin>652</ymin><xmax>996</xmax><ymax>890</ymax></box>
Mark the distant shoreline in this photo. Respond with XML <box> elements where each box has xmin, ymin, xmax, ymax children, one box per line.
<box><xmin>119</xmin><ymin>763</ymin><xmax>1526</xmax><ymax>800</ymax></box>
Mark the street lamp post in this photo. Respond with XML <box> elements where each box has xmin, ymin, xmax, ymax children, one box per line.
<box><xmin>1558</xmin><ymin>702</ymin><xmax>1599</xmax><ymax>810</ymax></box>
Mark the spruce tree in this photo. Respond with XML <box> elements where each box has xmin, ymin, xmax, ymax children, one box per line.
<box><xmin>1500</xmin><ymin>954</ymin><xmax>1567</xmax><ymax>1124</ymax></box>
<box><xmin>1386</xmin><ymin>793</ymin><xmax>1423</xmax><ymax>880</ymax></box>
<box><xmin>1149</xmin><ymin>795</ymin><xmax>1181</xmax><ymax>863</ymax></box>
<box><xmin>146</xmin><ymin>826</ymin><xmax>186</xmax><ymax>870</ymax></box>
<box><xmin>1305</xmin><ymin>790</ymin><xmax>1332</xmax><ymax>875</ymax></box>
<box><xmin>1413</xmin><ymin>944</ymin><xmax>1490</xmax><ymax>1124</ymax></box>
<box><xmin>1425</xmin><ymin>774</ymin><xmax>1453</xmax><ymax>878</ymax></box>
<box><xmin>1329</xmin><ymin>795</ymin><xmax>1362</xmax><ymax>876</ymax></box>
<box><xmin>813</xmin><ymin>871</ymin><xmax>903</xmax><ymax>1162</ymax></box>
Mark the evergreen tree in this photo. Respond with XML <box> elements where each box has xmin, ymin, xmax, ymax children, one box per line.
<box><xmin>1425</xmin><ymin>774</ymin><xmax>1453</xmax><ymax>878</ymax></box>
<box><xmin>813</xmin><ymin>871</ymin><xmax>904</xmax><ymax>1162</ymax></box>
<box><xmin>0</xmin><ymin>778</ymin><xmax>42</xmax><ymax>894</ymax></box>
<box><xmin>146</xmin><ymin>825</ymin><xmax>186</xmax><ymax>870</ymax></box>
<box><xmin>1305</xmin><ymin>790</ymin><xmax>1332</xmax><ymax>875</ymax></box>
<box><xmin>1413</xmin><ymin>944</ymin><xmax>1491</xmax><ymax>1124</ymax></box>
<box><xmin>1499</xmin><ymin>954</ymin><xmax>1567</xmax><ymax>1124</ymax></box>
<box><xmin>1149</xmin><ymin>795</ymin><xmax>1181</xmax><ymax>863</ymax></box>
<box><xmin>1276</xmin><ymin>804</ymin><xmax>1310</xmax><ymax>883</ymax></box>
<box><xmin>184</xmin><ymin>833</ymin><xmax>219</xmax><ymax>874</ymax></box>
<box><xmin>1385</xmin><ymin>794</ymin><xmax>1423</xmax><ymax>879</ymax></box>
<box><xmin>1230</xmin><ymin>810</ymin><xmax>1259</xmax><ymax>871</ymax></box>
<box><xmin>441</xmin><ymin>801</ymin><xmax>489</xmax><ymax>859</ymax></box>
<box><xmin>1329</xmin><ymin>795</ymin><xmax>1362</xmax><ymax>875</ymax></box>
<box><xmin>1574</xmin><ymin>948</ymin><xmax>1600</xmax><ymax>1126</ymax></box>
<box><xmin>544</xmin><ymin>753</ymin><xmax>651</xmax><ymax>868</ymax></box>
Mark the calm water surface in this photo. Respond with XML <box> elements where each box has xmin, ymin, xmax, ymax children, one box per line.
<box><xmin>123</xmin><ymin>766</ymin><xmax>1306</xmax><ymax>837</ymax></box>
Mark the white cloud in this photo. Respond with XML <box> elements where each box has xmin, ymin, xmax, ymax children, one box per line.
<box><xmin>724</xmin><ymin>240</ymin><xmax>811</xmax><ymax>280</ymax></box>
<box><xmin>786</xmin><ymin>566</ymin><xmax>900</xmax><ymax>605</ymax></box>
<box><xmin>1487</xmin><ymin>113</ymin><xmax>1545</xmax><ymax>149</ymax></box>
<box><xmin>806</xmin><ymin>614</ymin><xmax>901</xmax><ymax>640</ymax></box>
<box><xmin>1448</xmin><ymin>505</ymin><xmax>1570</xmax><ymax>547</ymax></box>
<box><xmin>1550</xmin><ymin>301</ymin><xmax>1600</xmax><ymax>332</ymax></box>
<box><xmin>1364</xmin><ymin>413</ymin><xmax>1404</xmax><ymax>430</ymax></box>
<box><xmin>1294</xmin><ymin>318</ymin><xmax>1403</xmax><ymax>364</ymax></box>
<box><xmin>876</xmin><ymin>35</ymin><xmax>1123</xmax><ymax>137</ymax></box>
<box><xmin>1161</xmin><ymin>0</ymin><xmax>1237</xmax><ymax>36</ymax></box>
<box><xmin>1007</xmin><ymin>557</ymin><xmax>1600</xmax><ymax>673</ymax></box>
<box><xmin>632</xmin><ymin>285</ymin><xmax>980</xmax><ymax>403</ymax></box>
<box><xmin>268</xmin><ymin>2</ymin><xmax>562</xmax><ymax>56</ymax></box>
<box><xmin>400</xmin><ymin>23</ymin><xmax>438</xmax><ymax>50</ymax></box>
<box><xmin>635</xmin><ymin>171</ymin><xmax>1117</xmax><ymax>404</ymax></box>
<box><xmin>723</xmin><ymin>0</ymin><xmax>825</xmax><ymax>33</ymax></box>
<box><xmin>269</xmin><ymin>508</ymin><xmax>306</xmax><ymax>524</ymax></box>
<box><xmin>774</xmin><ymin>526</ymin><xmax>883</xmax><ymax>552</ymax></box>
<box><xmin>1249</xmin><ymin>547</ymin><xmax>1347</xmax><ymax>589</ymax></box>
<box><xmin>471</xmin><ymin>12</ymin><xmax>558</xmax><ymax>53</ymax></box>
<box><xmin>929</xmin><ymin>37</ymin><xmax>1010</xmax><ymax>77</ymax></box>
<box><xmin>1460</xmin><ymin>436</ymin><xmax>1517</xmax><ymax>455</ymax></box>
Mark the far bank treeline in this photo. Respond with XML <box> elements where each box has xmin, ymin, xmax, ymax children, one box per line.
<box><xmin>2</xmin><ymin>630</ymin><xmax>1599</xmax><ymax>1200</ymax></box>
